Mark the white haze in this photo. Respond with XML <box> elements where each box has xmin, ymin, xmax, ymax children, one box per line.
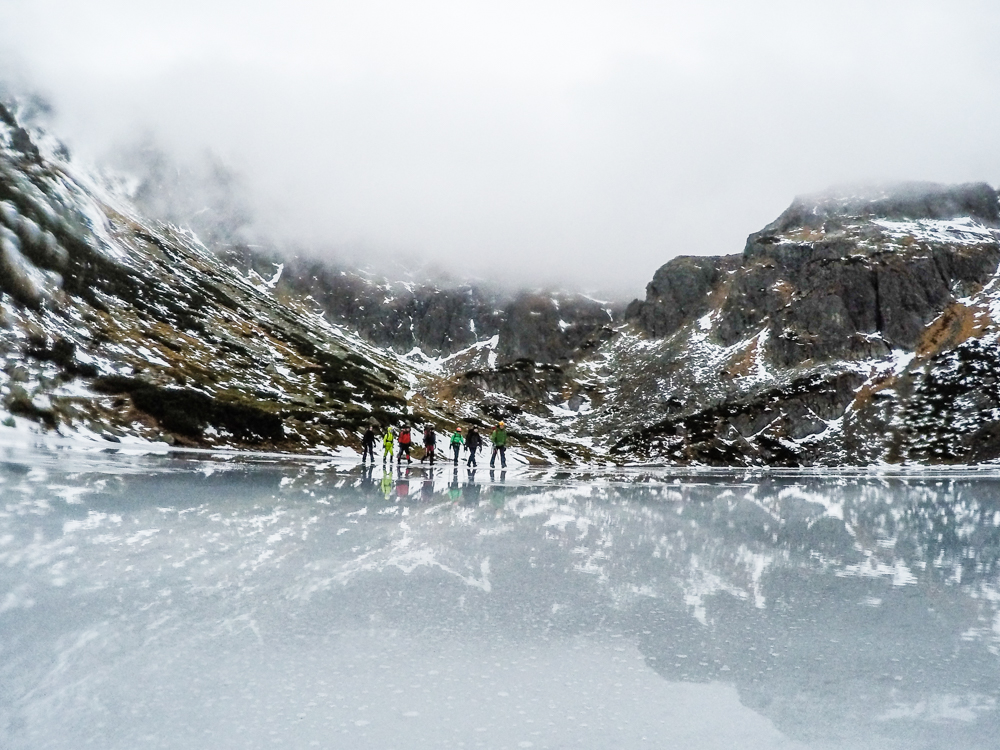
<box><xmin>2</xmin><ymin>0</ymin><xmax>1000</xmax><ymax>297</ymax></box>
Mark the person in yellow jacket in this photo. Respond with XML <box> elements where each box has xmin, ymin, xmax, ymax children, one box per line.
<box><xmin>382</xmin><ymin>426</ymin><xmax>395</xmax><ymax>463</ymax></box>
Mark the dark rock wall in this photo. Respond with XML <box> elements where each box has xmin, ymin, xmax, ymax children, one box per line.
<box><xmin>624</xmin><ymin>255</ymin><xmax>738</xmax><ymax>339</ymax></box>
<box><xmin>627</xmin><ymin>185</ymin><xmax>1000</xmax><ymax>369</ymax></box>
<box><xmin>495</xmin><ymin>293</ymin><xmax>616</xmax><ymax>365</ymax></box>
<box><xmin>612</xmin><ymin>182</ymin><xmax>1000</xmax><ymax>465</ymax></box>
<box><xmin>266</xmin><ymin>258</ymin><xmax>623</xmax><ymax>365</ymax></box>
<box><xmin>277</xmin><ymin>260</ymin><xmax>504</xmax><ymax>356</ymax></box>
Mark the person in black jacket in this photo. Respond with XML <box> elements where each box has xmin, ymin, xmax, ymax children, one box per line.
<box><xmin>361</xmin><ymin>425</ymin><xmax>377</xmax><ymax>463</ymax></box>
<box><xmin>422</xmin><ymin>425</ymin><xmax>437</xmax><ymax>465</ymax></box>
<box><xmin>465</xmin><ymin>426</ymin><xmax>482</xmax><ymax>467</ymax></box>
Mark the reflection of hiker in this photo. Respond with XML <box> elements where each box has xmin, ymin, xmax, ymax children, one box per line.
<box><xmin>490</xmin><ymin>421</ymin><xmax>508</xmax><ymax>469</ymax></box>
<box><xmin>421</xmin><ymin>425</ymin><xmax>437</xmax><ymax>465</ymax></box>
<box><xmin>395</xmin><ymin>475</ymin><xmax>409</xmax><ymax>498</ymax></box>
<box><xmin>397</xmin><ymin>426</ymin><xmax>412</xmax><ymax>463</ymax></box>
<box><xmin>465</xmin><ymin>426</ymin><xmax>482</xmax><ymax>467</ymax></box>
<box><xmin>361</xmin><ymin>463</ymin><xmax>375</xmax><ymax>487</ymax></box>
<box><xmin>450</xmin><ymin>427</ymin><xmax>465</xmax><ymax>465</ymax></box>
<box><xmin>382</xmin><ymin>426</ymin><xmax>395</xmax><ymax>463</ymax></box>
<box><xmin>489</xmin><ymin>468</ymin><xmax>506</xmax><ymax>508</ymax></box>
<box><xmin>361</xmin><ymin>426</ymin><xmax>377</xmax><ymax>463</ymax></box>
<box><xmin>421</xmin><ymin>476</ymin><xmax>435</xmax><ymax>501</ymax></box>
<box><xmin>380</xmin><ymin>470</ymin><xmax>393</xmax><ymax>499</ymax></box>
<box><xmin>462</xmin><ymin>468</ymin><xmax>480</xmax><ymax>505</ymax></box>
<box><xmin>448</xmin><ymin>469</ymin><xmax>462</xmax><ymax>501</ymax></box>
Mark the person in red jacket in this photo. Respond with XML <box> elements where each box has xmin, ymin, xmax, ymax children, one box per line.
<box><xmin>397</xmin><ymin>425</ymin><xmax>412</xmax><ymax>464</ymax></box>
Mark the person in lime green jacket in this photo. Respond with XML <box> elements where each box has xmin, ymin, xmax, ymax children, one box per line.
<box><xmin>382</xmin><ymin>426</ymin><xmax>395</xmax><ymax>463</ymax></box>
<box><xmin>449</xmin><ymin>427</ymin><xmax>465</xmax><ymax>465</ymax></box>
<box><xmin>489</xmin><ymin>421</ymin><xmax>508</xmax><ymax>469</ymax></box>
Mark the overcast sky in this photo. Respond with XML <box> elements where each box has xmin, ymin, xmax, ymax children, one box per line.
<box><xmin>3</xmin><ymin>0</ymin><xmax>1000</xmax><ymax>296</ymax></box>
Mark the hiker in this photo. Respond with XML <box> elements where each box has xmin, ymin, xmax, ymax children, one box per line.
<box><xmin>422</xmin><ymin>425</ymin><xmax>437</xmax><ymax>465</ymax></box>
<box><xmin>490</xmin><ymin>421</ymin><xmax>508</xmax><ymax>469</ymax></box>
<box><xmin>382</xmin><ymin>425</ymin><xmax>395</xmax><ymax>463</ymax></box>
<box><xmin>361</xmin><ymin>425</ymin><xmax>377</xmax><ymax>463</ymax></box>
<box><xmin>397</xmin><ymin>425</ymin><xmax>412</xmax><ymax>463</ymax></box>
<box><xmin>465</xmin><ymin>425</ymin><xmax>482</xmax><ymax>467</ymax></box>
<box><xmin>450</xmin><ymin>427</ymin><xmax>465</xmax><ymax>465</ymax></box>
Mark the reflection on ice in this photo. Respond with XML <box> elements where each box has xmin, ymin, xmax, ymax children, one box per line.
<box><xmin>2</xmin><ymin>448</ymin><xmax>1000</xmax><ymax>748</ymax></box>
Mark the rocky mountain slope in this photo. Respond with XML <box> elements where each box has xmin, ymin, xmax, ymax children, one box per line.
<box><xmin>332</xmin><ymin>180</ymin><xmax>1000</xmax><ymax>468</ymax></box>
<box><xmin>607</xmin><ymin>182</ymin><xmax>1000</xmax><ymax>465</ymax></box>
<box><xmin>0</xmin><ymin>102</ymin><xmax>411</xmax><ymax>453</ymax></box>
<box><xmin>0</xmin><ymin>102</ymin><xmax>604</xmax><ymax>463</ymax></box>
<box><xmin>3</xmin><ymin>97</ymin><xmax>1000</xmax><ymax>466</ymax></box>
<box><xmin>220</xmin><ymin>246</ymin><xmax>621</xmax><ymax>364</ymax></box>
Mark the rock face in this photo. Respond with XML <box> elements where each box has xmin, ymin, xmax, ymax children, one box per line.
<box><xmin>272</xmin><ymin>259</ymin><xmax>621</xmax><ymax>364</ymax></box>
<box><xmin>612</xmin><ymin>182</ymin><xmax>1000</xmax><ymax>465</ymax></box>
<box><xmin>628</xmin><ymin>184</ymin><xmax>1000</xmax><ymax>367</ymax></box>
<box><xmin>273</xmin><ymin>258</ymin><xmax>504</xmax><ymax>358</ymax></box>
<box><xmin>624</xmin><ymin>255</ymin><xmax>739</xmax><ymax>339</ymax></box>
<box><xmin>495</xmin><ymin>293</ymin><xmax>616</xmax><ymax>364</ymax></box>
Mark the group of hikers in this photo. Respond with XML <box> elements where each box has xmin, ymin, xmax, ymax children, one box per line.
<box><xmin>361</xmin><ymin>421</ymin><xmax>509</xmax><ymax>469</ymax></box>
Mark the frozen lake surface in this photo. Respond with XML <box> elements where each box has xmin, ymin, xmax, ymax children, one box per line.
<box><xmin>3</xmin><ymin>448</ymin><xmax>1000</xmax><ymax>749</ymax></box>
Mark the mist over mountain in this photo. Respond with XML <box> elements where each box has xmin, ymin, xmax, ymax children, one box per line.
<box><xmin>5</xmin><ymin>1</ymin><xmax>1000</xmax><ymax>295</ymax></box>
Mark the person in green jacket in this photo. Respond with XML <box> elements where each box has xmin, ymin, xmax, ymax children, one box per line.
<box><xmin>382</xmin><ymin>426</ymin><xmax>395</xmax><ymax>463</ymax></box>
<box><xmin>490</xmin><ymin>421</ymin><xmax>508</xmax><ymax>469</ymax></box>
<box><xmin>450</xmin><ymin>427</ymin><xmax>465</xmax><ymax>465</ymax></box>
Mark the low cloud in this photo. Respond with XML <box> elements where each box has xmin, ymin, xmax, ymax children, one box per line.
<box><xmin>3</xmin><ymin>0</ymin><xmax>1000</xmax><ymax>297</ymax></box>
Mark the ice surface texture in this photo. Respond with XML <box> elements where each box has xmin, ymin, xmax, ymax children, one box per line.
<box><xmin>2</xmin><ymin>452</ymin><xmax>1000</xmax><ymax>748</ymax></box>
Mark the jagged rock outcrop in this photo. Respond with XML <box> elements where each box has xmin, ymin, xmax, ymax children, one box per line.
<box><xmin>274</xmin><ymin>258</ymin><xmax>504</xmax><ymax>357</ymax></box>
<box><xmin>275</xmin><ymin>260</ymin><xmax>621</xmax><ymax>364</ymax></box>
<box><xmin>610</xmin><ymin>182</ymin><xmax>1000</xmax><ymax>465</ymax></box>
<box><xmin>627</xmin><ymin>183</ymin><xmax>1000</xmax><ymax>368</ymax></box>
<box><xmin>624</xmin><ymin>255</ymin><xmax>739</xmax><ymax>339</ymax></box>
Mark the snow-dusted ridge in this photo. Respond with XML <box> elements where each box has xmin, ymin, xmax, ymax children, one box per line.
<box><xmin>4</xmin><ymin>101</ymin><xmax>1000</xmax><ymax>466</ymax></box>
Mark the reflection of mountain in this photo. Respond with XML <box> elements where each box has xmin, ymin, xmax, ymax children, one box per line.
<box><xmin>627</xmin><ymin>484</ymin><xmax>1000</xmax><ymax>747</ymax></box>
<box><xmin>280</xmin><ymin>470</ymin><xmax>1000</xmax><ymax>746</ymax></box>
<box><xmin>3</xmin><ymin>456</ymin><xmax>1000</xmax><ymax>746</ymax></box>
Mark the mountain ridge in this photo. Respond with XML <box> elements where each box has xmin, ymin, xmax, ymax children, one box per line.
<box><xmin>3</xmin><ymin>99</ymin><xmax>1000</xmax><ymax>466</ymax></box>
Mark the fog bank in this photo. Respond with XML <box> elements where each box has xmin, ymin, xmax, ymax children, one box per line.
<box><xmin>3</xmin><ymin>0</ymin><xmax>1000</xmax><ymax>295</ymax></box>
